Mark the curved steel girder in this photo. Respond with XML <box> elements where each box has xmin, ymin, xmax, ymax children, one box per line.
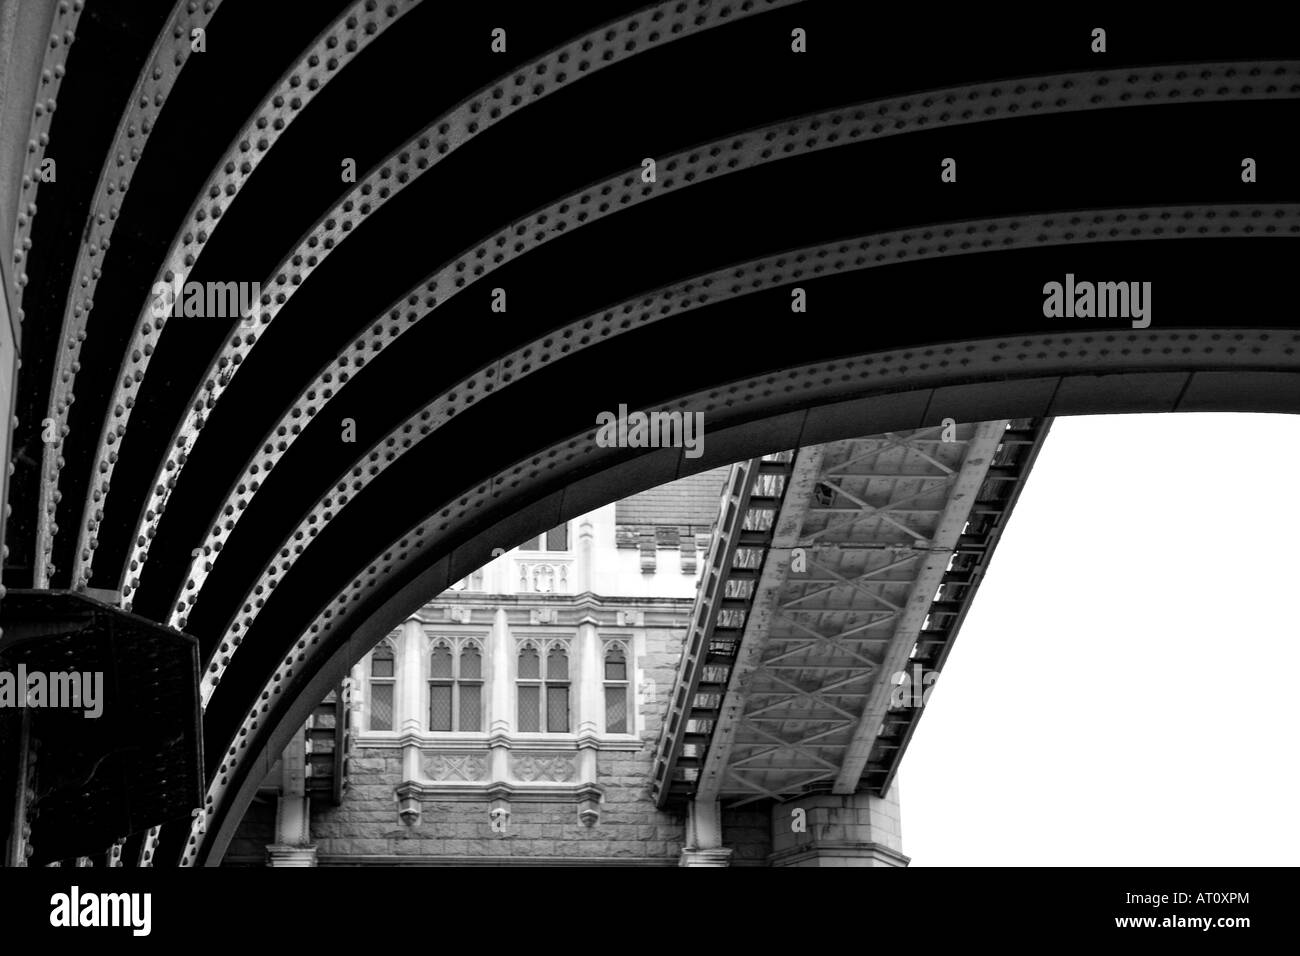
<box><xmin>152</xmin><ymin>63</ymin><xmax>1300</xmax><ymax>636</ymax></box>
<box><xmin>142</xmin><ymin>106</ymin><xmax>1300</xmax><ymax>644</ymax></box>
<box><xmin>184</xmin><ymin>325</ymin><xmax>1300</xmax><ymax>864</ymax></box>
<box><xmin>186</xmin><ymin>203</ymin><xmax>1299</xmax><ymax>710</ymax></box>
<box><xmin>182</xmin><ymin>200</ymin><xmax>1297</xmax><ymax>731</ymax></box>
<box><xmin>8</xmin><ymin>0</ymin><xmax>83</xmax><ymax>306</ymax></box>
<box><xmin>66</xmin><ymin>0</ymin><xmax>421</xmax><ymax>589</ymax></box>
<box><xmin>121</xmin><ymin>0</ymin><xmax>805</xmax><ymax>610</ymax></box>
<box><xmin>33</xmin><ymin>0</ymin><xmax>220</xmax><ymax>588</ymax></box>
<box><xmin>13</xmin><ymin>0</ymin><xmax>356</xmax><ymax>593</ymax></box>
<box><xmin>1</xmin><ymin>0</ymin><xmax>83</xmax><ymax>590</ymax></box>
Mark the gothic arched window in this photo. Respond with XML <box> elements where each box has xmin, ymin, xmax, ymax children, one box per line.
<box><xmin>517</xmin><ymin>642</ymin><xmax>569</xmax><ymax>733</ymax></box>
<box><xmin>604</xmin><ymin>644</ymin><xmax>630</xmax><ymax>734</ymax></box>
<box><xmin>369</xmin><ymin>643</ymin><xmax>396</xmax><ymax>731</ymax></box>
<box><xmin>546</xmin><ymin>645</ymin><xmax>570</xmax><ymax>733</ymax></box>
<box><xmin>428</xmin><ymin>640</ymin><xmax>483</xmax><ymax>732</ymax></box>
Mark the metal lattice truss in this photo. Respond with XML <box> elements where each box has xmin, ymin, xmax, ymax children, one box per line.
<box><xmin>656</xmin><ymin>421</ymin><xmax>1032</xmax><ymax>809</ymax></box>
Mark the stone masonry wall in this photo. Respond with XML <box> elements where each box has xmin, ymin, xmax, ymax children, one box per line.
<box><xmin>305</xmin><ymin>616</ymin><xmax>709</xmax><ymax>864</ymax></box>
<box><xmin>222</xmin><ymin>794</ymin><xmax>276</xmax><ymax>867</ymax></box>
<box><xmin>307</xmin><ymin>746</ymin><xmax>688</xmax><ymax>864</ymax></box>
<box><xmin>224</xmin><ymin>611</ymin><xmax>774</xmax><ymax>864</ymax></box>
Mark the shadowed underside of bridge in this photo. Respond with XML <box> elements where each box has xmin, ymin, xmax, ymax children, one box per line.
<box><xmin>652</xmin><ymin>420</ymin><xmax>1050</xmax><ymax>812</ymax></box>
<box><xmin>0</xmin><ymin>1</ymin><xmax>1296</xmax><ymax>865</ymax></box>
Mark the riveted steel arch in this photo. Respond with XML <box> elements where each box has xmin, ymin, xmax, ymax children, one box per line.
<box><xmin>2</xmin><ymin>1</ymin><xmax>1297</xmax><ymax>867</ymax></box>
<box><xmin>184</xmin><ymin>201</ymin><xmax>1299</xmax><ymax>716</ymax></box>
<box><xmin>155</xmin><ymin>63</ymin><xmax>1298</xmax><ymax>633</ymax></box>
<box><xmin>189</xmin><ymin>318</ymin><xmax>1300</xmax><ymax>863</ymax></box>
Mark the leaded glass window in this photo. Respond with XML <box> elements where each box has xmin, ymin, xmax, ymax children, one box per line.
<box><xmin>545</xmin><ymin>523</ymin><xmax>569</xmax><ymax>551</ymax></box>
<box><xmin>369</xmin><ymin>643</ymin><xmax>396</xmax><ymax>731</ymax></box>
<box><xmin>518</xmin><ymin>644</ymin><xmax>541</xmax><ymax>731</ymax></box>
<box><xmin>518</xmin><ymin>642</ymin><xmax>570</xmax><ymax>733</ymax></box>
<box><xmin>459</xmin><ymin>644</ymin><xmax>483</xmax><ymax>732</ymax></box>
<box><xmin>546</xmin><ymin>646</ymin><xmax>569</xmax><ymax>733</ymax></box>
<box><xmin>604</xmin><ymin>644</ymin><xmax>630</xmax><ymax>734</ymax></box>
<box><xmin>429</xmin><ymin>640</ymin><xmax>483</xmax><ymax>732</ymax></box>
<box><xmin>519</xmin><ymin>523</ymin><xmax>568</xmax><ymax>552</ymax></box>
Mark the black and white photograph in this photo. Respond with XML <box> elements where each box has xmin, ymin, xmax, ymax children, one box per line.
<box><xmin>0</xmin><ymin>0</ymin><xmax>1295</xmax><ymax>941</ymax></box>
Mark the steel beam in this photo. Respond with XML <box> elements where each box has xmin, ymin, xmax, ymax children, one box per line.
<box><xmin>134</xmin><ymin>61</ymin><xmax>1300</xmax><ymax>627</ymax></box>
<box><xmin>832</xmin><ymin>421</ymin><xmax>1009</xmax><ymax>794</ymax></box>
<box><xmin>694</xmin><ymin>445</ymin><xmax>819</xmax><ymax>802</ymax></box>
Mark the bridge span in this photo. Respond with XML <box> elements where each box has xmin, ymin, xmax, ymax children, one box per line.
<box><xmin>652</xmin><ymin>420</ymin><xmax>1048</xmax><ymax>864</ymax></box>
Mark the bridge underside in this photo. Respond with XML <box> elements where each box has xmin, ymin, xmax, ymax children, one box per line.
<box><xmin>653</xmin><ymin>420</ymin><xmax>1049</xmax><ymax>813</ymax></box>
<box><xmin>0</xmin><ymin>2</ymin><xmax>1296</xmax><ymax>865</ymax></box>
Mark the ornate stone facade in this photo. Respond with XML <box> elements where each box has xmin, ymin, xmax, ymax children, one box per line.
<box><xmin>224</xmin><ymin>478</ymin><xmax>785</xmax><ymax>866</ymax></box>
<box><xmin>423</xmin><ymin>753</ymin><xmax>488</xmax><ymax>782</ymax></box>
<box><xmin>511</xmin><ymin>753</ymin><xmax>577</xmax><ymax>783</ymax></box>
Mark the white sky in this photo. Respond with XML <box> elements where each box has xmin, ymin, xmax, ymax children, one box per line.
<box><xmin>897</xmin><ymin>413</ymin><xmax>1300</xmax><ymax>866</ymax></box>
